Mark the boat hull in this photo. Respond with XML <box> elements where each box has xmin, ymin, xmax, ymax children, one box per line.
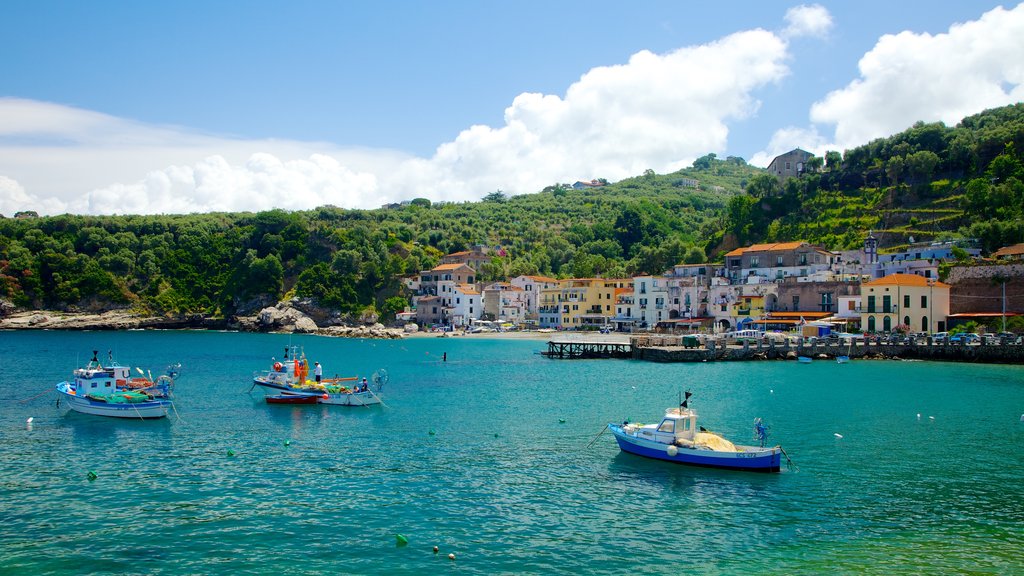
<box><xmin>255</xmin><ymin>377</ymin><xmax>382</xmax><ymax>406</ymax></box>
<box><xmin>609</xmin><ymin>424</ymin><xmax>781</xmax><ymax>472</ymax></box>
<box><xmin>56</xmin><ymin>383</ymin><xmax>170</xmax><ymax>419</ymax></box>
<box><xmin>316</xmin><ymin>391</ymin><xmax>381</xmax><ymax>406</ymax></box>
<box><xmin>265</xmin><ymin>394</ymin><xmax>319</xmax><ymax>405</ymax></box>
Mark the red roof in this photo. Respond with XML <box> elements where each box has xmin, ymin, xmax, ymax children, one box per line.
<box><xmin>863</xmin><ymin>273</ymin><xmax>949</xmax><ymax>288</ymax></box>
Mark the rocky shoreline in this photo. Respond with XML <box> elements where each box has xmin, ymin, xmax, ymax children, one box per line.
<box><xmin>0</xmin><ymin>299</ymin><xmax>408</xmax><ymax>339</ymax></box>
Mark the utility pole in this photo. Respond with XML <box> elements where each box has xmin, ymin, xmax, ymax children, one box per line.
<box><xmin>1002</xmin><ymin>280</ymin><xmax>1007</xmax><ymax>333</ymax></box>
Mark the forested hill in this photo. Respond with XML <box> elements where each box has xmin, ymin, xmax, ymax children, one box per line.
<box><xmin>1</xmin><ymin>103</ymin><xmax>1022</xmax><ymax>319</ymax></box>
<box><xmin>0</xmin><ymin>156</ymin><xmax>759</xmax><ymax>317</ymax></box>
<box><xmin>712</xmin><ymin>103</ymin><xmax>1024</xmax><ymax>256</ymax></box>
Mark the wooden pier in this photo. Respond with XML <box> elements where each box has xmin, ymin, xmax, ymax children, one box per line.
<box><xmin>543</xmin><ymin>339</ymin><xmax>632</xmax><ymax>359</ymax></box>
<box><xmin>543</xmin><ymin>334</ymin><xmax>1024</xmax><ymax>364</ymax></box>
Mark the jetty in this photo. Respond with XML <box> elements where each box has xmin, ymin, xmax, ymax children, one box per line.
<box><xmin>544</xmin><ymin>334</ymin><xmax>1024</xmax><ymax>364</ymax></box>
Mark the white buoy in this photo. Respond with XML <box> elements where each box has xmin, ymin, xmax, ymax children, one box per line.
<box><xmin>770</xmin><ymin>389</ymin><xmax>774</xmax><ymax>394</ymax></box>
<box><xmin>1020</xmin><ymin>414</ymin><xmax>1024</xmax><ymax>423</ymax></box>
<box><xmin>667</xmin><ymin>445</ymin><xmax>678</xmax><ymax>457</ymax></box>
<box><xmin>917</xmin><ymin>413</ymin><xmax>921</xmax><ymax>419</ymax></box>
<box><xmin>834</xmin><ymin>433</ymin><xmax>843</xmax><ymax>439</ymax></box>
<box><xmin>26</xmin><ymin>417</ymin><xmax>33</xmax><ymax>423</ymax></box>
<box><xmin>448</xmin><ymin>553</ymin><xmax>456</xmax><ymax>561</ymax></box>
<box><xmin>929</xmin><ymin>416</ymin><xmax>935</xmax><ymax>420</ymax></box>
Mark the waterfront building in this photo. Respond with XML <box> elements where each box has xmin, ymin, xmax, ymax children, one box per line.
<box><xmin>860</xmin><ymin>273</ymin><xmax>950</xmax><ymax>334</ymax></box>
<box><xmin>538</xmin><ymin>278</ymin><xmax>631</xmax><ymax>329</ymax></box>
<box><xmin>414</xmin><ymin>263</ymin><xmax>476</xmax><ymax>327</ymax></box>
<box><xmin>631</xmin><ymin>276</ymin><xmax>670</xmax><ymax>328</ymax></box>
<box><xmin>510</xmin><ymin>275</ymin><xmax>559</xmax><ymax>322</ymax></box>
<box><xmin>448</xmin><ymin>284</ymin><xmax>481</xmax><ymax>327</ymax></box>
<box><xmin>482</xmin><ymin>282</ymin><xmax>528</xmax><ymax>324</ymax></box>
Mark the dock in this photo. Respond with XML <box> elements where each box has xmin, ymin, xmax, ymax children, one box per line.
<box><xmin>543</xmin><ymin>338</ymin><xmax>632</xmax><ymax>359</ymax></box>
<box><xmin>543</xmin><ymin>334</ymin><xmax>1024</xmax><ymax>364</ymax></box>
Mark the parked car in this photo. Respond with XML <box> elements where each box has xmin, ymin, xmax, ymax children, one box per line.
<box><xmin>950</xmin><ymin>332</ymin><xmax>980</xmax><ymax>344</ymax></box>
<box><xmin>932</xmin><ymin>332</ymin><xmax>949</xmax><ymax>343</ymax></box>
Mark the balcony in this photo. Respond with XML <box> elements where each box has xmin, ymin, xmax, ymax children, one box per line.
<box><xmin>857</xmin><ymin>306</ymin><xmax>898</xmax><ymax>313</ymax></box>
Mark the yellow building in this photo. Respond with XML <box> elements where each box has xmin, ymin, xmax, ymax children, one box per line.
<box><xmin>730</xmin><ymin>294</ymin><xmax>767</xmax><ymax>321</ymax></box>
<box><xmin>538</xmin><ymin>278</ymin><xmax>631</xmax><ymax>328</ymax></box>
<box><xmin>860</xmin><ymin>273</ymin><xmax>950</xmax><ymax>333</ymax></box>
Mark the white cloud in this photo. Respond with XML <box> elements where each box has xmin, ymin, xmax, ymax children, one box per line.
<box><xmin>810</xmin><ymin>3</ymin><xmax>1024</xmax><ymax>150</ymax></box>
<box><xmin>782</xmin><ymin>4</ymin><xmax>833</xmax><ymax>39</ymax></box>
<box><xmin>0</xmin><ymin>28</ymin><xmax>795</xmax><ymax>216</ymax></box>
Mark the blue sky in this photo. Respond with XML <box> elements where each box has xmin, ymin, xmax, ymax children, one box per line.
<box><xmin>1</xmin><ymin>1</ymin><xmax>1022</xmax><ymax>215</ymax></box>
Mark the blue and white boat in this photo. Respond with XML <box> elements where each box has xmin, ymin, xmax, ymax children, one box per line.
<box><xmin>55</xmin><ymin>350</ymin><xmax>175</xmax><ymax>419</ymax></box>
<box><xmin>608</xmin><ymin>402</ymin><xmax>783</xmax><ymax>472</ymax></box>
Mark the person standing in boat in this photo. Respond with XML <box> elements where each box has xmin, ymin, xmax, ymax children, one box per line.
<box><xmin>314</xmin><ymin>362</ymin><xmax>323</xmax><ymax>384</ymax></box>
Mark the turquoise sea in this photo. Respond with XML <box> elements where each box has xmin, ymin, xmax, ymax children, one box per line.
<box><xmin>1</xmin><ymin>330</ymin><xmax>1023</xmax><ymax>575</ymax></box>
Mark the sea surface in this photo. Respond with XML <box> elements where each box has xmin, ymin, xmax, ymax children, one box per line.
<box><xmin>1</xmin><ymin>330</ymin><xmax>1023</xmax><ymax>575</ymax></box>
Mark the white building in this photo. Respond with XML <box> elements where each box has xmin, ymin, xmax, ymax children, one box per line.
<box><xmin>510</xmin><ymin>275</ymin><xmax>559</xmax><ymax>320</ymax></box>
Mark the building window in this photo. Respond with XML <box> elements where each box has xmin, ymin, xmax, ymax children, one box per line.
<box><xmin>750</xmin><ymin>256</ymin><xmax>760</xmax><ymax>267</ymax></box>
<box><xmin>921</xmin><ymin>295</ymin><xmax>927</xmax><ymax>308</ymax></box>
<box><xmin>867</xmin><ymin>295</ymin><xmax>876</xmax><ymax>313</ymax></box>
<box><xmin>903</xmin><ymin>295</ymin><xmax>910</xmax><ymax>309</ymax></box>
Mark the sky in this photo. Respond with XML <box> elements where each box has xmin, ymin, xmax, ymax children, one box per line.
<box><xmin>1</xmin><ymin>1</ymin><xmax>1023</xmax><ymax>216</ymax></box>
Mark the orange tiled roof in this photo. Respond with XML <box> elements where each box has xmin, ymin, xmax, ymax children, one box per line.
<box><xmin>992</xmin><ymin>243</ymin><xmax>1024</xmax><ymax>257</ymax></box>
<box><xmin>524</xmin><ymin>275</ymin><xmax>558</xmax><ymax>282</ymax></box>
<box><xmin>456</xmin><ymin>284</ymin><xmax>480</xmax><ymax>295</ymax></box>
<box><xmin>745</xmin><ymin>241</ymin><xmax>806</xmax><ymax>252</ymax></box>
<box><xmin>863</xmin><ymin>273</ymin><xmax>949</xmax><ymax>288</ymax></box>
<box><xmin>431</xmin><ymin>263</ymin><xmax>469</xmax><ymax>272</ymax></box>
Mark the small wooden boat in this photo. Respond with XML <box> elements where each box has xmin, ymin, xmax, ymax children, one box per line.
<box><xmin>265</xmin><ymin>394</ymin><xmax>320</xmax><ymax>405</ymax></box>
<box><xmin>797</xmin><ymin>356</ymin><xmax>813</xmax><ymax>363</ymax></box>
<box><xmin>608</xmin><ymin>395</ymin><xmax>784</xmax><ymax>472</ymax></box>
<box><xmin>836</xmin><ymin>355</ymin><xmax>850</xmax><ymax>364</ymax></box>
<box><xmin>54</xmin><ymin>350</ymin><xmax>176</xmax><ymax>419</ymax></box>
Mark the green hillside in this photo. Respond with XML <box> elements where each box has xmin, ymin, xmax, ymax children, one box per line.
<box><xmin>1</xmin><ymin>104</ymin><xmax>1022</xmax><ymax>319</ymax></box>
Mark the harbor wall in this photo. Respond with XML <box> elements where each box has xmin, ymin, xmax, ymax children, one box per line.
<box><xmin>630</xmin><ymin>337</ymin><xmax>1024</xmax><ymax>364</ymax></box>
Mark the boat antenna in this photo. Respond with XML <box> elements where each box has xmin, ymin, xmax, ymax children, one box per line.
<box><xmin>681</xmin><ymin>390</ymin><xmax>692</xmax><ymax>410</ymax></box>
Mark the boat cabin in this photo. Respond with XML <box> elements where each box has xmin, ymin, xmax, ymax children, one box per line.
<box><xmin>651</xmin><ymin>408</ymin><xmax>699</xmax><ymax>445</ymax></box>
<box><xmin>71</xmin><ymin>364</ymin><xmax>130</xmax><ymax>395</ymax></box>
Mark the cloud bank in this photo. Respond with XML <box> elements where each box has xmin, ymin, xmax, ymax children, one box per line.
<box><xmin>0</xmin><ymin>24</ymin><xmax>793</xmax><ymax>215</ymax></box>
<box><xmin>753</xmin><ymin>3</ymin><xmax>1024</xmax><ymax>166</ymax></box>
<box><xmin>2</xmin><ymin>3</ymin><xmax>1022</xmax><ymax>215</ymax></box>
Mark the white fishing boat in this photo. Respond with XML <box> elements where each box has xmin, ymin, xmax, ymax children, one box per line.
<box><xmin>252</xmin><ymin>346</ymin><xmax>387</xmax><ymax>407</ymax></box>
<box><xmin>607</xmin><ymin>392</ymin><xmax>787</xmax><ymax>472</ymax></box>
<box><xmin>55</xmin><ymin>350</ymin><xmax>176</xmax><ymax>419</ymax></box>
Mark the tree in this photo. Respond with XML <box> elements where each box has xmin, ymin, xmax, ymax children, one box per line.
<box><xmin>805</xmin><ymin>156</ymin><xmax>824</xmax><ymax>174</ymax></box>
<box><xmin>905</xmin><ymin>150</ymin><xmax>940</xmax><ymax>183</ymax></box>
<box><xmin>483</xmin><ymin>190</ymin><xmax>508</xmax><ymax>203</ymax></box>
<box><xmin>824</xmin><ymin>151</ymin><xmax>842</xmax><ymax>171</ymax></box>
<box><xmin>745</xmin><ymin>174</ymin><xmax>781</xmax><ymax>198</ymax></box>
<box><xmin>693</xmin><ymin>153</ymin><xmax>717</xmax><ymax>170</ymax></box>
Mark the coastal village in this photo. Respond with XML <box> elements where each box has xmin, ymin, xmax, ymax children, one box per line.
<box><xmin>406</xmin><ymin>235</ymin><xmax>1023</xmax><ymax>339</ymax></box>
